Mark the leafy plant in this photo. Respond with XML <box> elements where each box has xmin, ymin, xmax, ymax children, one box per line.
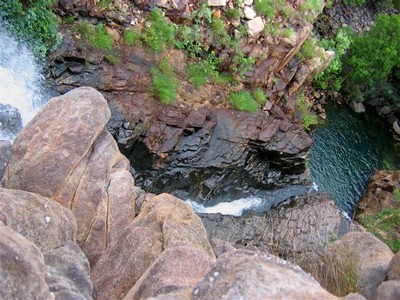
<box><xmin>394</xmin><ymin>188</ymin><xmax>400</xmax><ymax>202</ymax></box>
<box><xmin>229</xmin><ymin>91</ymin><xmax>259</xmax><ymax>112</ymax></box>
<box><xmin>254</xmin><ymin>0</ymin><xmax>280</xmax><ymax>19</ymax></box>
<box><xmin>150</xmin><ymin>58</ymin><xmax>178</xmax><ymax>104</ymax></box>
<box><xmin>316</xmin><ymin>29</ymin><xmax>351</xmax><ymax>91</ymax></box>
<box><xmin>297</xmin><ymin>94</ymin><xmax>318</xmax><ymax>130</ymax></box>
<box><xmin>299</xmin><ymin>38</ymin><xmax>316</xmax><ymax>59</ymax></box>
<box><xmin>0</xmin><ymin>0</ymin><xmax>60</xmax><ymax>57</ymax></box>
<box><xmin>230</xmin><ymin>51</ymin><xmax>255</xmax><ymax>78</ymax></box>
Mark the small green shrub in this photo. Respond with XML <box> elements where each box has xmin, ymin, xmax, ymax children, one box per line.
<box><xmin>297</xmin><ymin>94</ymin><xmax>318</xmax><ymax>130</ymax></box>
<box><xmin>74</xmin><ymin>22</ymin><xmax>114</xmax><ymax>50</ymax></box>
<box><xmin>124</xmin><ymin>29</ymin><xmax>141</xmax><ymax>46</ymax></box>
<box><xmin>211</xmin><ymin>18</ymin><xmax>232</xmax><ymax>47</ymax></box>
<box><xmin>300</xmin><ymin>0</ymin><xmax>323</xmax><ymax>12</ymax></box>
<box><xmin>188</xmin><ymin>60</ymin><xmax>219</xmax><ymax>88</ymax></box>
<box><xmin>225</xmin><ymin>8</ymin><xmax>241</xmax><ymax>20</ymax></box>
<box><xmin>299</xmin><ymin>38</ymin><xmax>316</xmax><ymax>59</ymax></box>
<box><xmin>282</xmin><ymin>28</ymin><xmax>295</xmax><ymax>39</ymax></box>
<box><xmin>0</xmin><ymin>0</ymin><xmax>60</xmax><ymax>57</ymax></box>
<box><xmin>150</xmin><ymin>58</ymin><xmax>178</xmax><ymax>104</ymax></box>
<box><xmin>230</xmin><ymin>51</ymin><xmax>255</xmax><ymax>78</ymax></box>
<box><xmin>253</xmin><ymin>88</ymin><xmax>267</xmax><ymax>105</ymax></box>
<box><xmin>99</xmin><ymin>0</ymin><xmax>113</xmax><ymax>9</ymax></box>
<box><xmin>141</xmin><ymin>10</ymin><xmax>176</xmax><ymax>52</ymax></box>
<box><xmin>254</xmin><ymin>0</ymin><xmax>278</xmax><ymax>19</ymax></box>
<box><xmin>229</xmin><ymin>91</ymin><xmax>259</xmax><ymax>112</ymax></box>
<box><xmin>263</xmin><ymin>22</ymin><xmax>280</xmax><ymax>37</ymax></box>
<box><xmin>175</xmin><ymin>25</ymin><xmax>203</xmax><ymax>57</ymax></box>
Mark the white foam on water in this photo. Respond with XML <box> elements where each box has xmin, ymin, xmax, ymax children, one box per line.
<box><xmin>186</xmin><ymin>196</ymin><xmax>264</xmax><ymax>217</ymax></box>
<box><xmin>0</xmin><ymin>30</ymin><xmax>47</xmax><ymax>140</ymax></box>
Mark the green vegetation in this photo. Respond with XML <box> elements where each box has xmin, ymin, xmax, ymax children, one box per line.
<box><xmin>394</xmin><ymin>188</ymin><xmax>400</xmax><ymax>202</ymax></box>
<box><xmin>343</xmin><ymin>14</ymin><xmax>400</xmax><ymax>106</ymax></box>
<box><xmin>150</xmin><ymin>58</ymin><xmax>178</xmax><ymax>104</ymax></box>
<box><xmin>253</xmin><ymin>88</ymin><xmax>267</xmax><ymax>105</ymax></box>
<box><xmin>316</xmin><ymin>29</ymin><xmax>351</xmax><ymax>91</ymax></box>
<box><xmin>141</xmin><ymin>10</ymin><xmax>176</xmax><ymax>52</ymax></box>
<box><xmin>0</xmin><ymin>0</ymin><xmax>60</xmax><ymax>57</ymax></box>
<box><xmin>254</xmin><ymin>0</ymin><xmax>284</xmax><ymax>19</ymax></box>
<box><xmin>105</xmin><ymin>53</ymin><xmax>121</xmax><ymax>65</ymax></box>
<box><xmin>124</xmin><ymin>29</ymin><xmax>141</xmax><ymax>46</ymax></box>
<box><xmin>188</xmin><ymin>60</ymin><xmax>218</xmax><ymax>88</ymax></box>
<box><xmin>359</xmin><ymin>207</ymin><xmax>400</xmax><ymax>252</ymax></box>
<box><xmin>230</xmin><ymin>51</ymin><xmax>255</xmax><ymax>78</ymax></box>
<box><xmin>74</xmin><ymin>22</ymin><xmax>114</xmax><ymax>50</ymax></box>
<box><xmin>228</xmin><ymin>91</ymin><xmax>259</xmax><ymax>112</ymax></box>
<box><xmin>225</xmin><ymin>8</ymin><xmax>241</xmax><ymax>20</ymax></box>
<box><xmin>299</xmin><ymin>0</ymin><xmax>323</xmax><ymax>12</ymax></box>
<box><xmin>297</xmin><ymin>94</ymin><xmax>318</xmax><ymax>130</ymax></box>
<box><xmin>299</xmin><ymin>38</ymin><xmax>317</xmax><ymax>60</ymax></box>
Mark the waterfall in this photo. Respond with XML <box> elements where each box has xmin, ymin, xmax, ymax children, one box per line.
<box><xmin>0</xmin><ymin>29</ymin><xmax>48</xmax><ymax>140</ymax></box>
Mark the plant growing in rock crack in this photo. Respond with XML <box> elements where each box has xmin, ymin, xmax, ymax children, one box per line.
<box><xmin>253</xmin><ymin>88</ymin><xmax>267</xmax><ymax>105</ymax></box>
<box><xmin>297</xmin><ymin>93</ymin><xmax>318</xmax><ymax>130</ymax></box>
<box><xmin>150</xmin><ymin>58</ymin><xmax>178</xmax><ymax>104</ymax></box>
<box><xmin>230</xmin><ymin>51</ymin><xmax>255</xmax><ymax>79</ymax></box>
<box><xmin>124</xmin><ymin>29</ymin><xmax>141</xmax><ymax>47</ymax></box>
<box><xmin>228</xmin><ymin>90</ymin><xmax>259</xmax><ymax>112</ymax></box>
<box><xmin>74</xmin><ymin>22</ymin><xmax>114</xmax><ymax>50</ymax></box>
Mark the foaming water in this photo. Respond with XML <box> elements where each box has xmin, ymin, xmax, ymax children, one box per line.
<box><xmin>0</xmin><ymin>30</ymin><xmax>48</xmax><ymax>140</ymax></box>
<box><xmin>308</xmin><ymin>103</ymin><xmax>400</xmax><ymax>215</ymax></box>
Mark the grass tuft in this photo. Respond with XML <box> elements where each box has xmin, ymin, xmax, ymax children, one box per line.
<box><xmin>150</xmin><ymin>58</ymin><xmax>178</xmax><ymax>104</ymax></box>
<box><xmin>229</xmin><ymin>91</ymin><xmax>259</xmax><ymax>112</ymax></box>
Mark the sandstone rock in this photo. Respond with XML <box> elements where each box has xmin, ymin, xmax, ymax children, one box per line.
<box><xmin>0</xmin><ymin>225</ymin><xmax>52</xmax><ymax>300</ymax></box>
<box><xmin>207</xmin><ymin>0</ymin><xmax>226</xmax><ymax>6</ymax></box>
<box><xmin>0</xmin><ymin>103</ymin><xmax>22</xmax><ymax>138</ymax></box>
<box><xmin>388</xmin><ymin>251</ymin><xmax>400</xmax><ymax>280</ymax></box>
<box><xmin>91</xmin><ymin>193</ymin><xmax>215</xmax><ymax>300</ymax></box>
<box><xmin>243</xmin><ymin>6</ymin><xmax>256</xmax><ymax>19</ymax></box>
<box><xmin>123</xmin><ymin>245</ymin><xmax>214</xmax><ymax>299</ymax></box>
<box><xmin>373</xmin><ymin>280</ymin><xmax>400</xmax><ymax>300</ymax></box>
<box><xmin>192</xmin><ymin>249</ymin><xmax>338</xmax><ymax>299</ymax></box>
<box><xmin>329</xmin><ymin>232</ymin><xmax>394</xmax><ymax>299</ymax></box>
<box><xmin>0</xmin><ymin>140</ymin><xmax>12</xmax><ymax>181</ymax></box>
<box><xmin>0</xmin><ymin>188</ymin><xmax>76</xmax><ymax>252</ymax></box>
<box><xmin>3</xmin><ymin>87</ymin><xmax>137</xmax><ymax>263</ymax></box>
<box><xmin>44</xmin><ymin>241</ymin><xmax>95</xmax><ymax>300</ymax></box>
<box><xmin>246</xmin><ymin>17</ymin><xmax>264</xmax><ymax>36</ymax></box>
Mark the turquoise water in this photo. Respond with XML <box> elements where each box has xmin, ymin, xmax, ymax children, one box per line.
<box><xmin>308</xmin><ymin>103</ymin><xmax>400</xmax><ymax>215</ymax></box>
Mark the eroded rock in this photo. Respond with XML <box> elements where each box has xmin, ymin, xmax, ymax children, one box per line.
<box><xmin>0</xmin><ymin>140</ymin><xmax>12</xmax><ymax>181</ymax></box>
<box><xmin>91</xmin><ymin>193</ymin><xmax>215</xmax><ymax>300</ymax></box>
<box><xmin>0</xmin><ymin>188</ymin><xmax>76</xmax><ymax>253</ymax></box>
<box><xmin>192</xmin><ymin>249</ymin><xmax>338</xmax><ymax>299</ymax></box>
<box><xmin>328</xmin><ymin>232</ymin><xmax>394</xmax><ymax>299</ymax></box>
<box><xmin>0</xmin><ymin>225</ymin><xmax>52</xmax><ymax>300</ymax></box>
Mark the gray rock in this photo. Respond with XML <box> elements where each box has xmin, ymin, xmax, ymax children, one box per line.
<box><xmin>0</xmin><ymin>188</ymin><xmax>77</xmax><ymax>252</ymax></box>
<box><xmin>246</xmin><ymin>17</ymin><xmax>264</xmax><ymax>36</ymax></box>
<box><xmin>0</xmin><ymin>140</ymin><xmax>12</xmax><ymax>181</ymax></box>
<box><xmin>0</xmin><ymin>225</ymin><xmax>53</xmax><ymax>300</ymax></box>
<box><xmin>243</xmin><ymin>6</ymin><xmax>256</xmax><ymax>19</ymax></box>
<box><xmin>0</xmin><ymin>103</ymin><xmax>22</xmax><ymax>138</ymax></box>
<box><xmin>343</xmin><ymin>293</ymin><xmax>367</xmax><ymax>300</ymax></box>
<box><xmin>44</xmin><ymin>241</ymin><xmax>94</xmax><ymax>300</ymax></box>
<box><xmin>373</xmin><ymin>280</ymin><xmax>400</xmax><ymax>300</ymax></box>
<box><xmin>350</xmin><ymin>101</ymin><xmax>366</xmax><ymax>113</ymax></box>
<box><xmin>207</xmin><ymin>0</ymin><xmax>226</xmax><ymax>6</ymax></box>
<box><xmin>388</xmin><ymin>251</ymin><xmax>400</xmax><ymax>280</ymax></box>
<box><xmin>192</xmin><ymin>249</ymin><xmax>338</xmax><ymax>299</ymax></box>
<box><xmin>329</xmin><ymin>232</ymin><xmax>394</xmax><ymax>299</ymax></box>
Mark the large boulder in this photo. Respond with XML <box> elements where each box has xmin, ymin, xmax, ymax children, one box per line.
<box><xmin>0</xmin><ymin>225</ymin><xmax>53</xmax><ymax>300</ymax></box>
<box><xmin>2</xmin><ymin>87</ymin><xmax>137</xmax><ymax>264</ymax></box>
<box><xmin>328</xmin><ymin>232</ymin><xmax>394</xmax><ymax>299</ymax></box>
<box><xmin>91</xmin><ymin>193</ymin><xmax>215</xmax><ymax>300</ymax></box>
<box><xmin>0</xmin><ymin>188</ymin><xmax>76</xmax><ymax>252</ymax></box>
<box><xmin>388</xmin><ymin>251</ymin><xmax>400</xmax><ymax>280</ymax></box>
<box><xmin>192</xmin><ymin>249</ymin><xmax>338</xmax><ymax>299</ymax></box>
<box><xmin>44</xmin><ymin>241</ymin><xmax>95</xmax><ymax>300</ymax></box>
<box><xmin>373</xmin><ymin>280</ymin><xmax>400</xmax><ymax>300</ymax></box>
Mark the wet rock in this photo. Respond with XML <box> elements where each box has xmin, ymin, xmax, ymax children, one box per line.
<box><xmin>0</xmin><ymin>225</ymin><xmax>52</xmax><ymax>300</ymax></box>
<box><xmin>201</xmin><ymin>192</ymin><xmax>361</xmax><ymax>256</ymax></box>
<box><xmin>2</xmin><ymin>87</ymin><xmax>136</xmax><ymax>264</ymax></box>
<box><xmin>373</xmin><ymin>280</ymin><xmax>400</xmax><ymax>300</ymax></box>
<box><xmin>192</xmin><ymin>249</ymin><xmax>338</xmax><ymax>299</ymax></box>
<box><xmin>0</xmin><ymin>188</ymin><xmax>76</xmax><ymax>252</ymax></box>
<box><xmin>0</xmin><ymin>140</ymin><xmax>12</xmax><ymax>181</ymax></box>
<box><xmin>328</xmin><ymin>232</ymin><xmax>394</xmax><ymax>299</ymax></box>
<box><xmin>91</xmin><ymin>193</ymin><xmax>214</xmax><ymax>300</ymax></box>
<box><xmin>388</xmin><ymin>251</ymin><xmax>400</xmax><ymax>280</ymax></box>
<box><xmin>44</xmin><ymin>241</ymin><xmax>95</xmax><ymax>300</ymax></box>
<box><xmin>0</xmin><ymin>103</ymin><xmax>22</xmax><ymax>138</ymax></box>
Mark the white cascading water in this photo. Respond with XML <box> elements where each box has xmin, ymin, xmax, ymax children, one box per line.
<box><xmin>0</xmin><ymin>29</ymin><xmax>48</xmax><ymax>140</ymax></box>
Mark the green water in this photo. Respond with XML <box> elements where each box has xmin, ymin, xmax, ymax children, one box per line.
<box><xmin>308</xmin><ymin>103</ymin><xmax>400</xmax><ymax>215</ymax></box>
